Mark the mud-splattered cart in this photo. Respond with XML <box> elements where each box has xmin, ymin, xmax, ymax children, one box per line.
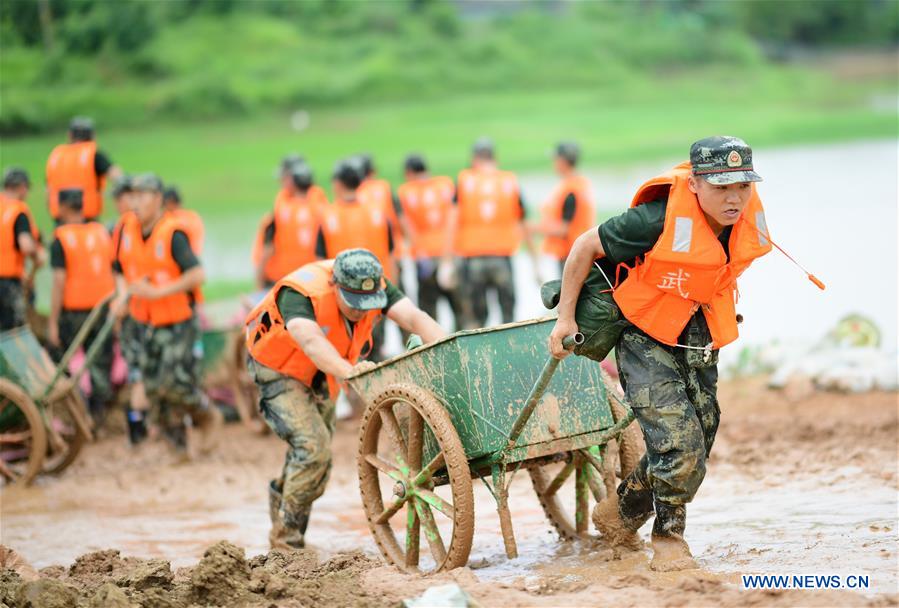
<box><xmin>0</xmin><ymin>300</ymin><xmax>112</xmax><ymax>485</ymax></box>
<box><xmin>348</xmin><ymin>317</ymin><xmax>642</xmax><ymax>573</ymax></box>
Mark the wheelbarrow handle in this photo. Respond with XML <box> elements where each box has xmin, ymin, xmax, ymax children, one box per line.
<box><xmin>503</xmin><ymin>333</ymin><xmax>584</xmax><ymax>454</ymax></box>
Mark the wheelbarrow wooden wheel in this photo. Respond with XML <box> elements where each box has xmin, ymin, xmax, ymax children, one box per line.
<box><xmin>529</xmin><ymin>395</ymin><xmax>642</xmax><ymax>541</ymax></box>
<box><xmin>358</xmin><ymin>383</ymin><xmax>474</xmax><ymax>573</ymax></box>
<box><xmin>41</xmin><ymin>381</ymin><xmax>90</xmax><ymax>475</ymax></box>
<box><xmin>0</xmin><ymin>379</ymin><xmax>47</xmax><ymax>486</ymax></box>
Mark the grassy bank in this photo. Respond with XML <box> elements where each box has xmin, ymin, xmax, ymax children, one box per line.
<box><xmin>3</xmin><ymin>68</ymin><xmax>895</xmax><ymax>305</ymax></box>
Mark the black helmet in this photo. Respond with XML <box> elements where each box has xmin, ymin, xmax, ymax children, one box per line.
<box><xmin>291</xmin><ymin>162</ymin><xmax>314</xmax><ymax>191</ymax></box>
<box><xmin>332</xmin><ymin>159</ymin><xmax>363</xmax><ymax>190</ymax></box>
<box><xmin>404</xmin><ymin>154</ymin><xmax>427</xmax><ymax>174</ymax></box>
<box><xmin>2</xmin><ymin>166</ymin><xmax>30</xmax><ymax>189</ymax></box>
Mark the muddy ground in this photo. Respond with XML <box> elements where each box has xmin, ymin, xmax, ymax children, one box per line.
<box><xmin>1</xmin><ymin>378</ymin><xmax>897</xmax><ymax>607</ymax></box>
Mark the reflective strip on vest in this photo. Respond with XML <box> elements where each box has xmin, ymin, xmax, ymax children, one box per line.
<box><xmin>672</xmin><ymin>217</ymin><xmax>693</xmax><ymax>253</ymax></box>
<box><xmin>755</xmin><ymin>211</ymin><xmax>769</xmax><ymax>246</ymax></box>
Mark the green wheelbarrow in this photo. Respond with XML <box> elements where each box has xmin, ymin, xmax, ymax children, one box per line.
<box><xmin>0</xmin><ymin>294</ymin><xmax>118</xmax><ymax>486</ymax></box>
<box><xmin>347</xmin><ymin>316</ymin><xmax>642</xmax><ymax>573</ymax></box>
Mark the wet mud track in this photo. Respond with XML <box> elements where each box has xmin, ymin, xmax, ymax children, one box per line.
<box><xmin>1</xmin><ymin>379</ymin><xmax>896</xmax><ymax>606</ymax></box>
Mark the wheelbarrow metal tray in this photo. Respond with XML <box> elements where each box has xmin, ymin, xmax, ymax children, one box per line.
<box><xmin>348</xmin><ymin>317</ymin><xmax>614</xmax><ymax>462</ymax></box>
<box><xmin>0</xmin><ymin>326</ymin><xmax>56</xmax><ymax>399</ymax></box>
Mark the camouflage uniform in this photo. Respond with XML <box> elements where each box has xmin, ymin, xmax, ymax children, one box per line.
<box><xmin>459</xmin><ymin>255</ymin><xmax>515</xmax><ymax>328</ymax></box>
<box><xmin>613</xmin><ymin>284</ymin><xmax>722</xmax><ymax>540</ymax></box>
<box><xmin>0</xmin><ymin>278</ymin><xmax>26</xmax><ymax>331</ymax></box>
<box><xmin>416</xmin><ymin>258</ymin><xmax>459</xmax><ymax>329</ymax></box>
<box><xmin>249</xmin><ymin>357</ymin><xmax>334</xmax><ymax>545</ymax></box>
<box><xmin>54</xmin><ymin>310</ymin><xmax>115</xmax><ymax>415</ymax></box>
<box><xmin>140</xmin><ymin>315</ymin><xmax>208</xmax><ymax>448</ymax></box>
<box><xmin>119</xmin><ymin>315</ymin><xmax>147</xmax><ymax>383</ymax></box>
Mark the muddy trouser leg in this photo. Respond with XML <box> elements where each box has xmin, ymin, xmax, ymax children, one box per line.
<box><xmin>615</xmin><ymin>326</ymin><xmax>720</xmax><ymax>533</ymax></box>
<box><xmin>416</xmin><ymin>259</ymin><xmax>440</xmax><ymax>321</ymax></box>
<box><xmin>460</xmin><ymin>257</ymin><xmax>489</xmax><ymax>329</ymax></box>
<box><xmin>250</xmin><ymin>359</ymin><xmax>335</xmax><ymax>541</ymax></box>
<box><xmin>120</xmin><ymin>316</ymin><xmax>148</xmax><ymax>443</ymax></box>
<box><xmin>56</xmin><ymin>310</ymin><xmax>113</xmax><ymax>420</ymax></box>
<box><xmin>491</xmin><ymin>255</ymin><xmax>516</xmax><ymax>324</ymax></box>
<box><xmin>0</xmin><ymin>278</ymin><xmax>26</xmax><ymax>331</ymax></box>
<box><xmin>142</xmin><ymin>317</ymin><xmax>206</xmax><ymax>449</ymax></box>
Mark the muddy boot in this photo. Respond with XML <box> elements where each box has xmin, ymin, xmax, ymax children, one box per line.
<box><xmin>650</xmin><ymin>501</ymin><xmax>698</xmax><ymax>572</ymax></box>
<box><xmin>268</xmin><ymin>482</ymin><xmax>307</xmax><ymax>551</ymax></box>
<box><xmin>126</xmin><ymin>408</ymin><xmax>148</xmax><ymax>446</ymax></box>
<box><xmin>592</xmin><ymin>493</ymin><xmax>644</xmax><ymax>552</ymax></box>
<box><xmin>187</xmin><ymin>400</ymin><xmax>223</xmax><ymax>456</ymax></box>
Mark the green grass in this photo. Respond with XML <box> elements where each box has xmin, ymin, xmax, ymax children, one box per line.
<box><xmin>3</xmin><ymin>68</ymin><xmax>895</xmax><ymax>305</ymax></box>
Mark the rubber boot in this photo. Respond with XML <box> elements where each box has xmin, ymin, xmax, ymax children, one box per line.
<box><xmin>268</xmin><ymin>481</ymin><xmax>307</xmax><ymax>551</ymax></box>
<box><xmin>187</xmin><ymin>399</ymin><xmax>223</xmax><ymax>457</ymax></box>
<box><xmin>592</xmin><ymin>474</ymin><xmax>651</xmax><ymax>551</ymax></box>
<box><xmin>650</xmin><ymin>501</ymin><xmax>698</xmax><ymax>571</ymax></box>
<box><xmin>88</xmin><ymin>395</ymin><xmax>107</xmax><ymax>431</ymax></box>
<box><xmin>126</xmin><ymin>408</ymin><xmax>148</xmax><ymax>446</ymax></box>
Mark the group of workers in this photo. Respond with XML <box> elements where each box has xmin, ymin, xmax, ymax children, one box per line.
<box><xmin>1</xmin><ymin>115</ymin><xmax>774</xmax><ymax>572</ymax></box>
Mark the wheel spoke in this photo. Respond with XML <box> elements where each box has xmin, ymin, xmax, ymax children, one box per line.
<box><xmin>542</xmin><ymin>458</ymin><xmax>576</xmax><ymax>499</ymax></box>
<box><xmin>375</xmin><ymin>494</ymin><xmax>408</xmax><ymax>525</ymax></box>
<box><xmin>405</xmin><ymin>502</ymin><xmax>420</xmax><ymax>568</ymax></box>
<box><xmin>0</xmin><ymin>430</ymin><xmax>32</xmax><ymax>444</ymax></box>
<box><xmin>414</xmin><ymin>497</ymin><xmax>447</xmax><ymax>564</ymax></box>
<box><xmin>0</xmin><ymin>458</ymin><xmax>17</xmax><ymax>481</ymax></box>
<box><xmin>413</xmin><ymin>451</ymin><xmax>445</xmax><ymax>486</ymax></box>
<box><xmin>586</xmin><ymin>468</ymin><xmax>605</xmax><ymax>502</ymax></box>
<box><xmin>379</xmin><ymin>407</ymin><xmax>408</xmax><ymax>468</ymax></box>
<box><xmin>364</xmin><ymin>454</ymin><xmax>404</xmax><ymax>480</ymax></box>
<box><xmin>417</xmin><ymin>489</ymin><xmax>455</xmax><ymax>519</ymax></box>
<box><xmin>407</xmin><ymin>409</ymin><xmax>424</xmax><ymax>472</ymax></box>
<box><xmin>575</xmin><ymin>458</ymin><xmax>589</xmax><ymax>534</ymax></box>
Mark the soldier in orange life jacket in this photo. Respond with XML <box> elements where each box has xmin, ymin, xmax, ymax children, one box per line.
<box><xmin>316</xmin><ymin>160</ymin><xmax>399</xmax><ymax>361</ymax></box>
<box><xmin>529</xmin><ymin>141</ymin><xmax>596</xmax><ymax>275</ymax></box>
<box><xmin>549</xmin><ymin>136</ymin><xmax>772</xmax><ymax>571</ymax></box>
<box><xmin>358</xmin><ymin>153</ymin><xmax>406</xmax><ymax>267</ymax></box>
<box><xmin>397</xmin><ymin>153</ymin><xmax>460</xmax><ymax>329</ymax></box>
<box><xmin>256</xmin><ymin>163</ymin><xmax>322</xmax><ymax>289</ymax></box>
<box><xmin>110</xmin><ymin>173</ymin><xmax>220</xmax><ymax>455</ymax></box>
<box><xmin>45</xmin><ymin>116</ymin><xmax>122</xmax><ymax>223</ymax></box>
<box><xmin>453</xmin><ymin>137</ymin><xmax>538</xmax><ymax>329</ymax></box>
<box><xmin>245</xmin><ymin>248</ymin><xmax>445</xmax><ymax>550</ymax></box>
<box><xmin>47</xmin><ymin>188</ymin><xmax>117</xmax><ymax>424</ymax></box>
<box><xmin>0</xmin><ymin>167</ymin><xmax>44</xmax><ymax>330</ymax></box>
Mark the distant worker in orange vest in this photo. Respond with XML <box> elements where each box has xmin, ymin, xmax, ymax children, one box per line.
<box><xmin>549</xmin><ymin>136</ymin><xmax>772</xmax><ymax>571</ymax></box>
<box><xmin>396</xmin><ymin>153</ymin><xmax>459</xmax><ymax>329</ymax></box>
<box><xmin>358</xmin><ymin>153</ymin><xmax>405</xmax><ymax>260</ymax></box>
<box><xmin>531</xmin><ymin>142</ymin><xmax>596</xmax><ymax>275</ymax></box>
<box><xmin>108</xmin><ymin>175</ymin><xmax>133</xmax><ymax>235</ymax></box>
<box><xmin>245</xmin><ymin>248</ymin><xmax>445</xmax><ymax>549</ymax></box>
<box><xmin>47</xmin><ymin>188</ymin><xmax>117</xmax><ymax>423</ymax></box>
<box><xmin>454</xmin><ymin>137</ymin><xmax>536</xmax><ymax>329</ymax></box>
<box><xmin>256</xmin><ymin>163</ymin><xmax>322</xmax><ymax>289</ymax></box>
<box><xmin>317</xmin><ymin>159</ymin><xmax>398</xmax><ymax>360</ymax></box>
<box><xmin>164</xmin><ymin>186</ymin><xmax>205</xmax><ymax>256</ymax></box>
<box><xmin>46</xmin><ymin>116</ymin><xmax>122</xmax><ymax>223</ymax></box>
<box><xmin>0</xmin><ymin>167</ymin><xmax>44</xmax><ymax>330</ymax></box>
<box><xmin>110</xmin><ymin>173</ymin><xmax>220</xmax><ymax>455</ymax></box>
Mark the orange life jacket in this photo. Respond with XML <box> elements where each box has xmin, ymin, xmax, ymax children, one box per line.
<box><xmin>168</xmin><ymin>207</ymin><xmax>205</xmax><ymax>304</ymax></box>
<box><xmin>319</xmin><ymin>199</ymin><xmax>395</xmax><ymax>281</ymax></box>
<box><xmin>117</xmin><ymin>213</ymin><xmax>195</xmax><ymax>327</ymax></box>
<box><xmin>455</xmin><ymin>167</ymin><xmax>522</xmax><ymax>257</ymax></box>
<box><xmin>0</xmin><ymin>194</ymin><xmax>39</xmax><ymax>279</ymax></box>
<box><xmin>55</xmin><ymin>221</ymin><xmax>115</xmax><ymax>311</ymax></box>
<box><xmin>613</xmin><ymin>162</ymin><xmax>772</xmax><ymax>349</ymax></box>
<box><xmin>113</xmin><ymin>212</ymin><xmax>149</xmax><ymax>323</ymax></box>
<box><xmin>268</xmin><ymin>194</ymin><xmax>322</xmax><ymax>282</ymax></box>
<box><xmin>46</xmin><ymin>141</ymin><xmax>106</xmax><ymax>220</ymax></box>
<box><xmin>397</xmin><ymin>176</ymin><xmax>455</xmax><ymax>259</ymax></box>
<box><xmin>276</xmin><ymin>184</ymin><xmax>329</xmax><ymax>209</ymax></box>
<box><xmin>359</xmin><ymin>177</ymin><xmax>402</xmax><ymax>256</ymax></box>
<box><xmin>540</xmin><ymin>174</ymin><xmax>596</xmax><ymax>260</ymax></box>
<box><xmin>251</xmin><ymin>212</ymin><xmax>279</xmax><ymax>285</ymax></box>
<box><xmin>245</xmin><ymin>260</ymin><xmax>380</xmax><ymax>398</ymax></box>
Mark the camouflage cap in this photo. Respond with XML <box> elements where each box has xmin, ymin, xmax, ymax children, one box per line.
<box><xmin>332</xmin><ymin>159</ymin><xmax>363</xmax><ymax>190</ymax></box>
<box><xmin>555</xmin><ymin>141</ymin><xmax>580</xmax><ymax>165</ymax></box>
<box><xmin>472</xmin><ymin>136</ymin><xmax>495</xmax><ymax>158</ymax></box>
<box><xmin>131</xmin><ymin>173</ymin><xmax>164</xmax><ymax>193</ymax></box>
<box><xmin>291</xmin><ymin>162</ymin><xmax>314</xmax><ymax>190</ymax></box>
<box><xmin>110</xmin><ymin>174</ymin><xmax>133</xmax><ymax>198</ymax></box>
<box><xmin>333</xmin><ymin>249</ymin><xmax>387</xmax><ymax>311</ymax></box>
<box><xmin>690</xmin><ymin>136</ymin><xmax>762</xmax><ymax>185</ymax></box>
<box><xmin>2</xmin><ymin>166</ymin><xmax>30</xmax><ymax>188</ymax></box>
<box><xmin>280</xmin><ymin>153</ymin><xmax>305</xmax><ymax>173</ymax></box>
<box><xmin>69</xmin><ymin>116</ymin><xmax>95</xmax><ymax>133</ymax></box>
